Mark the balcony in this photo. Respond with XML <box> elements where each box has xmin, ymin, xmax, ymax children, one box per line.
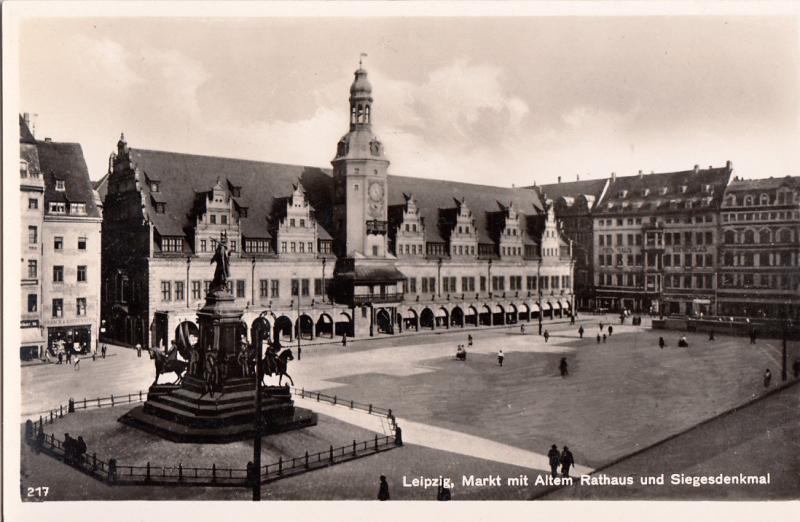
<box><xmin>353</xmin><ymin>293</ymin><xmax>404</xmax><ymax>306</ymax></box>
<box><xmin>366</xmin><ymin>220</ymin><xmax>388</xmax><ymax>235</ymax></box>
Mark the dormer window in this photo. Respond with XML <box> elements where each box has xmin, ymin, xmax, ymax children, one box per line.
<box><xmin>240</xmin><ymin>207</ymin><xmax>248</xmax><ymax>218</ymax></box>
<box><xmin>150</xmin><ymin>182</ymin><xmax>160</xmax><ymax>193</ymax></box>
<box><xmin>55</xmin><ymin>179</ymin><xmax>66</xmax><ymax>191</ymax></box>
<box><xmin>231</xmin><ymin>186</ymin><xmax>241</xmax><ymax>198</ymax></box>
<box><xmin>703</xmin><ymin>184</ymin><xmax>713</xmax><ymax>194</ymax></box>
<box><xmin>49</xmin><ymin>202</ymin><xmax>66</xmax><ymax>214</ymax></box>
<box><xmin>617</xmin><ymin>190</ymin><xmax>628</xmax><ymax>198</ymax></box>
<box><xmin>155</xmin><ymin>202</ymin><xmax>166</xmax><ymax>214</ymax></box>
<box><xmin>680</xmin><ymin>185</ymin><xmax>688</xmax><ymax>194</ymax></box>
<box><xmin>20</xmin><ymin>161</ymin><xmax>28</xmax><ymax>178</ymax></box>
<box><xmin>641</xmin><ymin>188</ymin><xmax>650</xmax><ymax>197</ymax></box>
<box><xmin>659</xmin><ymin>187</ymin><xmax>668</xmax><ymax>195</ymax></box>
<box><xmin>70</xmin><ymin>202</ymin><xmax>86</xmax><ymax>215</ymax></box>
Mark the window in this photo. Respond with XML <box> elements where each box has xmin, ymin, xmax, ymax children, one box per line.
<box><xmin>77</xmin><ymin>236</ymin><xmax>87</xmax><ymax>250</ymax></box>
<box><xmin>200</xmin><ymin>240</ymin><xmax>207</xmax><ymax>253</ymax></box>
<box><xmin>271</xmin><ymin>279</ymin><xmax>280</xmax><ymax>298</ymax></box>
<box><xmin>281</xmin><ymin>242</ymin><xmax>287</xmax><ymax>253</ymax></box>
<box><xmin>192</xmin><ymin>280</ymin><xmax>202</xmax><ymax>300</ymax></box>
<box><xmin>27</xmin><ymin>294</ymin><xmax>37</xmax><ymax>312</ymax></box>
<box><xmin>203</xmin><ymin>280</ymin><xmax>211</xmax><ymax>295</ymax></box>
<box><xmin>53</xmin><ymin>236</ymin><xmax>64</xmax><ymax>250</ymax></box>
<box><xmin>53</xmin><ymin>266</ymin><xmax>64</xmax><ymax>282</ymax></box>
<box><xmin>259</xmin><ymin>280</ymin><xmax>269</xmax><ymax>298</ymax></box>
<box><xmin>616</xmin><ymin>234</ymin><xmax>623</xmax><ymax>246</ymax></box>
<box><xmin>49</xmin><ymin>202</ymin><xmax>66</xmax><ymax>214</ymax></box>
<box><xmin>236</xmin><ymin>280</ymin><xmax>245</xmax><ymax>298</ymax></box>
<box><xmin>77</xmin><ymin>265</ymin><xmax>87</xmax><ymax>282</ymax></box>
<box><xmin>70</xmin><ymin>203</ymin><xmax>87</xmax><ymax>215</ymax></box>
<box><xmin>28</xmin><ymin>198</ymin><xmax>38</xmax><ymax>210</ymax></box>
<box><xmin>291</xmin><ymin>279</ymin><xmax>299</xmax><ymax>297</ymax></box>
<box><xmin>76</xmin><ymin>298</ymin><xmax>87</xmax><ymax>316</ymax></box>
<box><xmin>308</xmin><ymin>241</ymin><xmax>313</xmax><ymax>253</ymax></box>
<box><xmin>480</xmin><ymin>276</ymin><xmax>486</xmax><ymax>292</ymax></box>
<box><xmin>705</xmin><ymin>231</ymin><xmax>713</xmax><ymax>245</ymax></box>
<box><xmin>372</xmin><ymin>245</ymin><xmax>379</xmax><ymax>256</ymax></box>
<box><xmin>52</xmin><ymin>299</ymin><xmax>63</xmax><ymax>318</ymax></box>
<box><xmin>299</xmin><ymin>242</ymin><xmax>305</xmax><ymax>253</ymax></box>
<box><xmin>27</xmin><ymin>225</ymin><xmax>37</xmax><ymax>245</ymax></box>
<box><xmin>221</xmin><ymin>215</ymin><xmax>228</xmax><ymax>225</ymax></box>
<box><xmin>27</xmin><ymin>260</ymin><xmax>37</xmax><ymax>278</ymax></box>
<box><xmin>55</xmin><ymin>179</ymin><xmax>66</xmax><ymax>191</ymax></box>
<box><xmin>684</xmin><ymin>254</ymin><xmax>692</xmax><ymax>267</ymax></box>
<box><xmin>314</xmin><ymin>278</ymin><xmax>323</xmax><ymax>296</ymax></box>
<box><xmin>409</xmin><ymin>277</ymin><xmax>417</xmax><ymax>293</ymax></box>
<box><xmin>174</xmin><ymin>281</ymin><xmax>185</xmax><ymax>301</ymax></box>
<box><xmin>230</xmin><ymin>241</ymin><xmax>236</xmax><ymax>252</ymax></box>
<box><xmin>162</xmin><ymin>237</ymin><xmax>182</xmax><ymax>253</ymax></box>
<box><xmin>291</xmin><ymin>242</ymin><xmax>296</xmax><ymax>253</ymax></box>
<box><xmin>161</xmin><ymin>281</ymin><xmax>171</xmax><ymax>301</ymax></box>
<box><xmin>599</xmin><ymin>255</ymin><xmax>605</xmax><ymax>266</ymax></box>
<box><xmin>664</xmin><ymin>255</ymin><xmax>672</xmax><ymax>267</ymax></box>
<box><xmin>705</xmin><ymin>254</ymin><xmax>713</xmax><ymax>267</ymax></box>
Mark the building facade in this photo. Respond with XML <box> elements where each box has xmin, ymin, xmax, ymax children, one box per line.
<box><xmin>536</xmin><ymin>177</ymin><xmax>609</xmax><ymax>311</ymax></box>
<box><xmin>100</xmin><ymin>66</ymin><xmax>575</xmax><ymax>348</ymax></box>
<box><xmin>717</xmin><ymin>177</ymin><xmax>800</xmax><ymax>319</ymax></box>
<box><xmin>19</xmin><ymin>115</ymin><xmax>103</xmax><ymax>359</ymax></box>
<box><xmin>592</xmin><ymin>165</ymin><xmax>732</xmax><ymax>315</ymax></box>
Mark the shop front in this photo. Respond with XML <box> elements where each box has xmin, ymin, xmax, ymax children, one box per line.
<box><xmin>47</xmin><ymin>325</ymin><xmax>92</xmax><ymax>355</ymax></box>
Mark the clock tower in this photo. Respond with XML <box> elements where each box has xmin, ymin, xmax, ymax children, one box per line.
<box><xmin>332</xmin><ymin>64</ymin><xmax>390</xmax><ymax>258</ymax></box>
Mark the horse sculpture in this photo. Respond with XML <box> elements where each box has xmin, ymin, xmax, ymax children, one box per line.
<box><xmin>151</xmin><ymin>346</ymin><xmax>188</xmax><ymax>386</ymax></box>
<box><xmin>264</xmin><ymin>348</ymin><xmax>294</xmax><ymax>386</ymax></box>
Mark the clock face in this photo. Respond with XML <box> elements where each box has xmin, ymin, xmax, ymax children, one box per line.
<box><xmin>368</xmin><ymin>181</ymin><xmax>384</xmax><ymax>202</ymax></box>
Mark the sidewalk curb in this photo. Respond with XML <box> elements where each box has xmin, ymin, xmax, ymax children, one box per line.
<box><xmin>530</xmin><ymin>378</ymin><xmax>800</xmax><ymax>500</ymax></box>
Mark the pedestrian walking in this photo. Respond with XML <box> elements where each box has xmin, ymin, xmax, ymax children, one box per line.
<box><xmin>468</xmin><ymin>334</ymin><xmax>473</xmax><ymax>347</ymax></box>
<box><xmin>602</xmin><ymin>333</ymin><xmax>607</xmax><ymax>343</ymax></box>
<box><xmin>520</xmin><ymin>324</ymin><xmax>526</xmax><ymax>335</ymax></box>
<box><xmin>74</xmin><ymin>357</ymin><xmax>80</xmax><ymax>371</ymax></box>
<box><xmin>658</xmin><ymin>336</ymin><xmax>665</xmax><ymax>349</ymax></box>
<box><xmin>578</xmin><ymin>325</ymin><xmax>584</xmax><ymax>338</ymax></box>
<box><xmin>599</xmin><ymin>322</ymin><xmax>604</xmax><ymax>332</ymax></box>
<box><xmin>92</xmin><ymin>352</ymin><xmax>96</xmax><ymax>362</ymax></box>
<box><xmin>543</xmin><ymin>330</ymin><xmax>550</xmax><ymax>343</ymax></box>
<box><xmin>58</xmin><ymin>352</ymin><xmax>63</xmax><ymax>365</ymax></box>
<box><xmin>607</xmin><ymin>325</ymin><xmax>613</xmax><ymax>336</ymax></box>
<box><xmin>763</xmin><ymin>369</ymin><xmax>772</xmax><ymax>388</ymax></box>
<box><xmin>708</xmin><ymin>330</ymin><xmax>715</xmax><ymax>341</ymax></box>
<box><xmin>547</xmin><ymin>444</ymin><xmax>560</xmax><ymax>478</ymax></box>
<box><xmin>560</xmin><ymin>446</ymin><xmax>575</xmax><ymax>478</ymax></box>
<box><xmin>378</xmin><ymin>475</ymin><xmax>390</xmax><ymax>501</ymax></box>
<box><xmin>342</xmin><ymin>334</ymin><xmax>347</xmax><ymax>347</ymax></box>
<box><xmin>793</xmin><ymin>358</ymin><xmax>800</xmax><ymax>379</ymax></box>
<box><xmin>570</xmin><ymin>314</ymin><xmax>575</xmax><ymax>325</ymax></box>
<box><xmin>136</xmin><ymin>343</ymin><xmax>142</xmax><ymax>358</ymax></box>
<box><xmin>497</xmin><ymin>350</ymin><xmax>504</xmax><ymax>367</ymax></box>
<box><xmin>559</xmin><ymin>357</ymin><xmax>568</xmax><ymax>377</ymax></box>
<box><xmin>102</xmin><ymin>344</ymin><xmax>107</xmax><ymax>358</ymax></box>
<box><xmin>66</xmin><ymin>350</ymin><xmax>72</xmax><ymax>365</ymax></box>
<box><xmin>596</xmin><ymin>333</ymin><xmax>601</xmax><ymax>344</ymax></box>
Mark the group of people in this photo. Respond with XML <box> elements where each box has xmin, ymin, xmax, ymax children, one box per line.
<box><xmin>594</xmin><ymin>322</ymin><xmax>612</xmax><ymax>344</ymax></box>
<box><xmin>62</xmin><ymin>433</ymin><xmax>88</xmax><ymax>466</ymax></box>
<box><xmin>547</xmin><ymin>444</ymin><xmax>575</xmax><ymax>478</ymax></box>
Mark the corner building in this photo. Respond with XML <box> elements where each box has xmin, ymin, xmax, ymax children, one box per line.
<box><xmin>100</xmin><ymin>66</ymin><xmax>575</xmax><ymax>348</ymax></box>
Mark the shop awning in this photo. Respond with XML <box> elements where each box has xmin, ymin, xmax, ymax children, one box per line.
<box><xmin>530</xmin><ymin>304</ymin><xmax>540</xmax><ymax>312</ymax></box>
<box><xmin>559</xmin><ymin>299</ymin><xmax>571</xmax><ymax>308</ymax></box>
<box><xmin>435</xmin><ymin>309</ymin><xmax>448</xmax><ymax>318</ymax></box>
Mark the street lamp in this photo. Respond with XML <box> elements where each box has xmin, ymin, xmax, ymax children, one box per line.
<box><xmin>538</xmin><ymin>257</ymin><xmax>543</xmax><ymax>336</ymax></box>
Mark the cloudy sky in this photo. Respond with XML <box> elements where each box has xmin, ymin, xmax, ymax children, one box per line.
<box><xmin>18</xmin><ymin>12</ymin><xmax>800</xmax><ymax>186</ymax></box>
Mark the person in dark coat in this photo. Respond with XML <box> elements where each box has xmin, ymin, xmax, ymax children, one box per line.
<box><xmin>763</xmin><ymin>369</ymin><xmax>772</xmax><ymax>388</ymax></box>
<box><xmin>497</xmin><ymin>350</ymin><xmax>504</xmax><ymax>367</ymax></box>
<box><xmin>378</xmin><ymin>475</ymin><xmax>390</xmax><ymax>501</ymax></box>
<box><xmin>793</xmin><ymin>359</ymin><xmax>800</xmax><ymax>379</ymax></box>
<box><xmin>136</xmin><ymin>343</ymin><xmax>142</xmax><ymax>357</ymax></box>
<box><xmin>101</xmin><ymin>344</ymin><xmax>107</xmax><ymax>358</ymax></box>
<box><xmin>607</xmin><ymin>325</ymin><xmax>613</xmax><ymax>336</ymax></box>
<box><xmin>578</xmin><ymin>326</ymin><xmax>584</xmax><ymax>338</ymax></box>
<box><xmin>342</xmin><ymin>334</ymin><xmax>347</xmax><ymax>347</ymax></box>
<box><xmin>560</xmin><ymin>446</ymin><xmax>575</xmax><ymax>478</ymax></box>
<box><xmin>708</xmin><ymin>330</ymin><xmax>715</xmax><ymax>341</ymax></box>
<box><xmin>658</xmin><ymin>337</ymin><xmax>665</xmax><ymax>349</ymax></box>
<box><xmin>543</xmin><ymin>330</ymin><xmax>550</xmax><ymax>343</ymax></box>
<box><xmin>547</xmin><ymin>444</ymin><xmax>560</xmax><ymax>478</ymax></box>
<box><xmin>58</xmin><ymin>352</ymin><xmax>63</xmax><ymax>365</ymax></box>
<box><xmin>596</xmin><ymin>333</ymin><xmax>601</xmax><ymax>344</ymax></box>
<box><xmin>602</xmin><ymin>333</ymin><xmax>607</xmax><ymax>343</ymax></box>
<box><xmin>559</xmin><ymin>357</ymin><xmax>569</xmax><ymax>378</ymax></box>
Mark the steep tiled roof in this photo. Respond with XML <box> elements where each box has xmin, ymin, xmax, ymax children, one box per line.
<box><xmin>596</xmin><ymin>165</ymin><xmax>732</xmax><ymax>215</ymax></box>
<box><xmin>122</xmin><ymin>148</ymin><xmax>545</xmax><ymax>249</ymax></box>
<box><xmin>127</xmin><ymin>149</ymin><xmax>335</xmax><ymax>238</ymax></box>
<box><xmin>725</xmin><ymin>176</ymin><xmax>800</xmax><ymax>192</ymax></box>
<box><xmin>386</xmin><ymin>175</ymin><xmax>544</xmax><ymax>245</ymax></box>
<box><xmin>537</xmin><ymin>178</ymin><xmax>609</xmax><ymax>202</ymax></box>
<box><xmin>37</xmin><ymin>140</ymin><xmax>101</xmax><ymax>218</ymax></box>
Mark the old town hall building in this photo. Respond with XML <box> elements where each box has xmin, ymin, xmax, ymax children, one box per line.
<box><xmin>100</xmin><ymin>66</ymin><xmax>575</xmax><ymax>348</ymax></box>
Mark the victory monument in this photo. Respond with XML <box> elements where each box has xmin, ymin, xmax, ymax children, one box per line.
<box><xmin>121</xmin><ymin>236</ymin><xmax>317</xmax><ymax>442</ymax></box>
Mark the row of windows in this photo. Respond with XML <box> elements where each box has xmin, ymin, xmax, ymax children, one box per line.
<box><xmin>599</xmin><ymin>233</ymin><xmax>643</xmax><ymax>247</ymax></box>
<box><xmin>50</xmin><ymin>236</ymin><xmax>88</xmax><ymax>251</ymax></box>
<box><xmin>281</xmin><ymin>241</ymin><xmax>315</xmax><ymax>254</ymax></box>
<box><xmin>598</xmin><ymin>273</ymin><xmax>644</xmax><ymax>287</ymax></box>
<box><xmin>719</xmin><ymin>273</ymin><xmax>798</xmax><ymax>290</ymax></box>
<box><xmin>664</xmin><ymin>253</ymin><xmax>715</xmax><ymax>268</ymax></box>
<box><xmin>161</xmin><ymin>278</ymin><xmax>331</xmax><ymax>302</ymax></box>
<box><xmin>48</xmin><ymin>202</ymin><xmax>87</xmax><ymax>215</ymax></box>
<box><xmin>52</xmin><ymin>265</ymin><xmax>88</xmax><ymax>283</ymax></box>
<box><xmin>721</xmin><ymin>252</ymin><xmax>794</xmax><ymax>267</ymax></box>
<box><xmin>664</xmin><ymin>274</ymin><xmax>715</xmax><ymax>289</ymax></box>
<box><xmin>723</xmin><ymin>228</ymin><xmax>794</xmax><ymax>245</ymax></box>
<box><xmin>405</xmin><ymin>275</ymin><xmax>571</xmax><ymax>294</ymax></box>
<box><xmin>722</xmin><ymin>211</ymin><xmax>799</xmax><ymax>222</ymax></box>
<box><xmin>725</xmin><ymin>192</ymin><xmax>797</xmax><ymax>207</ymax></box>
<box><xmin>49</xmin><ymin>297</ymin><xmax>88</xmax><ymax>317</ymax></box>
<box><xmin>598</xmin><ymin>218</ymin><xmax>644</xmax><ymax>227</ymax></box>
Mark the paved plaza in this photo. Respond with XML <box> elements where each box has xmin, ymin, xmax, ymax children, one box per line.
<box><xmin>19</xmin><ymin>316</ymin><xmax>799</xmax><ymax>500</ymax></box>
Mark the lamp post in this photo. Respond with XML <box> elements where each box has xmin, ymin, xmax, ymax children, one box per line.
<box><xmin>538</xmin><ymin>257</ymin><xmax>543</xmax><ymax>335</ymax></box>
<box><xmin>252</xmin><ymin>320</ymin><xmax>264</xmax><ymax>501</ymax></box>
<box><xmin>294</xmin><ymin>272</ymin><xmax>302</xmax><ymax>361</ymax></box>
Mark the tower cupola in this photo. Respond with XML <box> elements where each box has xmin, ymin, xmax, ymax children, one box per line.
<box><xmin>349</xmin><ymin>67</ymin><xmax>373</xmax><ymax>131</ymax></box>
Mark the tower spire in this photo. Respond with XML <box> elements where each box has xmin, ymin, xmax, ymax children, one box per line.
<box><xmin>359</xmin><ymin>52</ymin><xmax>367</xmax><ymax>68</ymax></box>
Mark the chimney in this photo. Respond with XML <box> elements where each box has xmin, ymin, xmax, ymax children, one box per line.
<box><xmin>726</xmin><ymin>160</ymin><xmax>732</xmax><ymax>170</ymax></box>
<box><xmin>44</xmin><ymin>137</ymin><xmax>52</xmax><ymax>142</ymax></box>
<box><xmin>638</xmin><ymin>169</ymin><xmax>643</xmax><ymax>179</ymax></box>
<box><xmin>557</xmin><ymin>176</ymin><xmax>561</xmax><ymax>184</ymax></box>
<box><xmin>611</xmin><ymin>172</ymin><xmax>616</xmax><ymax>182</ymax></box>
<box><xmin>576</xmin><ymin>174</ymin><xmax>581</xmax><ymax>181</ymax></box>
<box><xmin>693</xmin><ymin>164</ymin><xmax>699</xmax><ymax>174</ymax></box>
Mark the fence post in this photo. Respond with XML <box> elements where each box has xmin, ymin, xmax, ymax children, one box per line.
<box><xmin>212</xmin><ymin>463</ymin><xmax>216</xmax><ymax>483</ymax></box>
<box><xmin>92</xmin><ymin>453</ymin><xmax>97</xmax><ymax>471</ymax></box>
<box><xmin>369</xmin><ymin>404</ymin><xmax>373</xmax><ymax>414</ymax></box>
<box><xmin>50</xmin><ymin>411</ymin><xmax>54</xmax><ymax>423</ymax></box>
<box><xmin>333</xmin><ymin>395</ymin><xmax>337</xmax><ymax>405</ymax></box>
<box><xmin>374</xmin><ymin>434</ymin><xmax>378</xmax><ymax>450</ymax></box>
<box><xmin>316</xmin><ymin>392</ymin><xmax>320</xmax><ymax>402</ymax></box>
<box><xmin>108</xmin><ymin>458</ymin><xmax>117</xmax><ymax>483</ymax></box>
<box><xmin>329</xmin><ymin>445</ymin><xmax>334</xmax><ymax>464</ymax></box>
<box><xmin>97</xmin><ymin>398</ymin><xmax>100</xmax><ymax>408</ymax></box>
<box><xmin>69</xmin><ymin>398</ymin><xmax>75</xmax><ymax>413</ymax></box>
<box><xmin>83</xmin><ymin>398</ymin><xmax>87</xmax><ymax>409</ymax></box>
<box><xmin>301</xmin><ymin>388</ymin><xmax>305</xmax><ymax>398</ymax></box>
<box><xmin>50</xmin><ymin>433</ymin><xmax>55</xmax><ymax>448</ymax></box>
<box><xmin>25</xmin><ymin>420</ymin><xmax>33</xmax><ymax>440</ymax></box>
<box><xmin>60</xmin><ymin>405</ymin><xmax>63</xmax><ymax>417</ymax></box>
<box><xmin>139</xmin><ymin>390</ymin><xmax>143</xmax><ymax>401</ymax></box>
<box><xmin>305</xmin><ymin>451</ymin><xmax>309</xmax><ymax>469</ymax></box>
<box><xmin>350</xmin><ymin>400</ymin><xmax>354</xmax><ymax>409</ymax></box>
<box><xmin>146</xmin><ymin>462</ymin><xmax>151</xmax><ymax>483</ymax></box>
<box><xmin>353</xmin><ymin>440</ymin><xmax>357</xmax><ymax>457</ymax></box>
<box><xmin>179</xmin><ymin>463</ymin><xmax>183</xmax><ymax>482</ymax></box>
<box><xmin>111</xmin><ymin>394</ymin><xmax>114</xmax><ymax>406</ymax></box>
<box><xmin>128</xmin><ymin>393</ymin><xmax>132</xmax><ymax>403</ymax></box>
<box><xmin>39</xmin><ymin>415</ymin><xmax>43</xmax><ymax>430</ymax></box>
<box><xmin>278</xmin><ymin>457</ymin><xmax>283</xmax><ymax>476</ymax></box>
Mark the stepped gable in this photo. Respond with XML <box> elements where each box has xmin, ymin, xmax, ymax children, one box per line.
<box><xmin>386</xmin><ymin>175</ymin><xmax>545</xmax><ymax>245</ymax></box>
<box><xmin>36</xmin><ymin>140</ymin><xmax>101</xmax><ymax>218</ymax></box>
<box><xmin>128</xmin><ymin>148</ymin><xmax>335</xmax><ymax>243</ymax></box>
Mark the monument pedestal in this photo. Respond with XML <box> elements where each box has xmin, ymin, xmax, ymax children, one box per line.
<box><xmin>120</xmin><ymin>285</ymin><xmax>316</xmax><ymax>443</ymax></box>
